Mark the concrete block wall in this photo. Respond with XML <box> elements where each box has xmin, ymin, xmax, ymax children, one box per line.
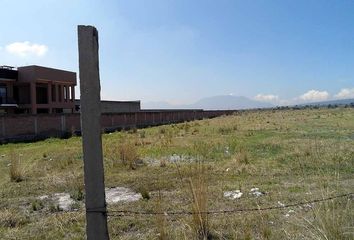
<box><xmin>0</xmin><ymin>110</ymin><xmax>236</xmax><ymax>143</ymax></box>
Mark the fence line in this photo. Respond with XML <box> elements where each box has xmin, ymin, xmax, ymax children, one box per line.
<box><xmin>85</xmin><ymin>192</ymin><xmax>353</xmax><ymax>217</ymax></box>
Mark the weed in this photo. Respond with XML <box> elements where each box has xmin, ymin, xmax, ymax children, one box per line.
<box><xmin>139</xmin><ymin>130</ymin><xmax>146</xmax><ymax>138</ymax></box>
<box><xmin>31</xmin><ymin>199</ymin><xmax>44</xmax><ymax>211</ymax></box>
<box><xmin>160</xmin><ymin>158</ymin><xmax>167</xmax><ymax>168</ymax></box>
<box><xmin>128</xmin><ymin>127</ymin><xmax>137</xmax><ymax>134</ymax></box>
<box><xmin>49</xmin><ymin>203</ymin><xmax>61</xmax><ymax>213</ymax></box>
<box><xmin>236</xmin><ymin>148</ymin><xmax>249</xmax><ymax>165</ymax></box>
<box><xmin>138</xmin><ymin>186</ymin><xmax>150</xmax><ymax>200</ymax></box>
<box><xmin>218</xmin><ymin>126</ymin><xmax>232</xmax><ymax>135</ymax></box>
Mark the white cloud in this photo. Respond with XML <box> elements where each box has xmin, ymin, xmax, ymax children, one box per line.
<box><xmin>254</xmin><ymin>94</ymin><xmax>279</xmax><ymax>102</ymax></box>
<box><xmin>5</xmin><ymin>41</ymin><xmax>48</xmax><ymax>57</ymax></box>
<box><xmin>299</xmin><ymin>90</ymin><xmax>329</xmax><ymax>102</ymax></box>
<box><xmin>334</xmin><ymin>88</ymin><xmax>354</xmax><ymax>99</ymax></box>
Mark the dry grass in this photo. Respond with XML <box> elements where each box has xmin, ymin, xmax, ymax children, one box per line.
<box><xmin>0</xmin><ymin>108</ymin><xmax>353</xmax><ymax>239</ymax></box>
<box><xmin>188</xmin><ymin>163</ymin><xmax>210</xmax><ymax>240</ymax></box>
<box><xmin>156</xmin><ymin>191</ymin><xmax>167</xmax><ymax>240</ymax></box>
<box><xmin>118</xmin><ymin>140</ymin><xmax>140</xmax><ymax>170</ymax></box>
<box><xmin>9</xmin><ymin>151</ymin><xmax>24</xmax><ymax>182</ymax></box>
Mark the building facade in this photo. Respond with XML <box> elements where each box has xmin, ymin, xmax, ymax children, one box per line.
<box><xmin>0</xmin><ymin>65</ymin><xmax>76</xmax><ymax>114</ymax></box>
<box><xmin>74</xmin><ymin>100</ymin><xmax>141</xmax><ymax>113</ymax></box>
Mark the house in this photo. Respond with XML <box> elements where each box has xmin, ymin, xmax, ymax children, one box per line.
<box><xmin>0</xmin><ymin>65</ymin><xmax>76</xmax><ymax>114</ymax></box>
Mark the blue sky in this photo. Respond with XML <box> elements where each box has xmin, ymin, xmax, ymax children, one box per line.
<box><xmin>1</xmin><ymin>0</ymin><xmax>354</xmax><ymax>105</ymax></box>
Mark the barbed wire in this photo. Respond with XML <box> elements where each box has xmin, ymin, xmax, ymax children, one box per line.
<box><xmin>88</xmin><ymin>192</ymin><xmax>353</xmax><ymax>217</ymax></box>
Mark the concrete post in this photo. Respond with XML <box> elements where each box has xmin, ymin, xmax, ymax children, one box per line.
<box><xmin>30</xmin><ymin>82</ymin><xmax>37</xmax><ymax>114</ymax></box>
<box><xmin>71</xmin><ymin>85</ymin><xmax>75</xmax><ymax>101</ymax></box>
<box><xmin>47</xmin><ymin>82</ymin><xmax>52</xmax><ymax>113</ymax></box>
<box><xmin>78</xmin><ymin>25</ymin><xmax>109</xmax><ymax>240</ymax></box>
<box><xmin>34</xmin><ymin>116</ymin><xmax>38</xmax><ymax>135</ymax></box>
<box><xmin>54</xmin><ymin>84</ymin><xmax>58</xmax><ymax>102</ymax></box>
<box><xmin>71</xmin><ymin>86</ymin><xmax>76</xmax><ymax>113</ymax></box>
<box><xmin>1</xmin><ymin>117</ymin><xmax>5</xmax><ymax>137</ymax></box>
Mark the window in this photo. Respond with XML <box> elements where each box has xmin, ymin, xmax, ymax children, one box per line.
<box><xmin>52</xmin><ymin>85</ymin><xmax>56</xmax><ymax>102</ymax></box>
<box><xmin>0</xmin><ymin>86</ymin><xmax>6</xmax><ymax>97</ymax></box>
<box><xmin>0</xmin><ymin>85</ymin><xmax>7</xmax><ymax>104</ymax></box>
<box><xmin>58</xmin><ymin>85</ymin><xmax>62</xmax><ymax>102</ymax></box>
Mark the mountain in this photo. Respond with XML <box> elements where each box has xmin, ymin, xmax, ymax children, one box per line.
<box><xmin>187</xmin><ymin>95</ymin><xmax>273</xmax><ymax>110</ymax></box>
<box><xmin>142</xmin><ymin>95</ymin><xmax>273</xmax><ymax>110</ymax></box>
<box><xmin>299</xmin><ymin>98</ymin><xmax>354</xmax><ymax>107</ymax></box>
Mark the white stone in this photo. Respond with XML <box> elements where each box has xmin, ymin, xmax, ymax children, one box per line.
<box><xmin>249</xmin><ymin>187</ymin><xmax>264</xmax><ymax>197</ymax></box>
<box><xmin>224</xmin><ymin>190</ymin><xmax>243</xmax><ymax>200</ymax></box>
<box><xmin>53</xmin><ymin>193</ymin><xmax>75</xmax><ymax>211</ymax></box>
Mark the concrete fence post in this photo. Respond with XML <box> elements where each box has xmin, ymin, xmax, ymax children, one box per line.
<box><xmin>1</xmin><ymin>117</ymin><xmax>5</xmax><ymax>137</ymax></box>
<box><xmin>78</xmin><ymin>25</ymin><xmax>110</xmax><ymax>240</ymax></box>
<box><xmin>61</xmin><ymin>115</ymin><xmax>66</xmax><ymax>132</ymax></box>
<box><xmin>34</xmin><ymin>116</ymin><xmax>38</xmax><ymax>135</ymax></box>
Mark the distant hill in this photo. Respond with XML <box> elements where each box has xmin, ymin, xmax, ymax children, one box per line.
<box><xmin>142</xmin><ymin>95</ymin><xmax>273</xmax><ymax>110</ymax></box>
<box><xmin>299</xmin><ymin>98</ymin><xmax>354</xmax><ymax>107</ymax></box>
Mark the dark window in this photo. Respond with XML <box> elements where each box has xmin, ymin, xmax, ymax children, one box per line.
<box><xmin>0</xmin><ymin>85</ymin><xmax>7</xmax><ymax>104</ymax></box>
<box><xmin>58</xmin><ymin>86</ymin><xmax>62</xmax><ymax>102</ymax></box>
<box><xmin>36</xmin><ymin>84</ymin><xmax>48</xmax><ymax>104</ymax></box>
<box><xmin>52</xmin><ymin>85</ymin><xmax>56</xmax><ymax>102</ymax></box>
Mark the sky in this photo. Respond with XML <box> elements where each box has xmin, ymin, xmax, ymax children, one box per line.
<box><xmin>1</xmin><ymin>0</ymin><xmax>354</xmax><ymax>106</ymax></box>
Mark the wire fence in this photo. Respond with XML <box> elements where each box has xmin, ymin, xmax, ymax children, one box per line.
<box><xmin>86</xmin><ymin>192</ymin><xmax>353</xmax><ymax>217</ymax></box>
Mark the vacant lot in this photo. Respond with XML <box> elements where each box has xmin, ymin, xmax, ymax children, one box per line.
<box><xmin>0</xmin><ymin>108</ymin><xmax>353</xmax><ymax>239</ymax></box>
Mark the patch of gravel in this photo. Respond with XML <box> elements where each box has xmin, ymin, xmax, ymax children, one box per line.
<box><xmin>38</xmin><ymin>193</ymin><xmax>75</xmax><ymax>211</ymax></box>
<box><xmin>37</xmin><ymin>187</ymin><xmax>142</xmax><ymax>212</ymax></box>
<box><xmin>143</xmin><ymin>154</ymin><xmax>196</xmax><ymax>166</ymax></box>
<box><xmin>105</xmin><ymin>187</ymin><xmax>142</xmax><ymax>204</ymax></box>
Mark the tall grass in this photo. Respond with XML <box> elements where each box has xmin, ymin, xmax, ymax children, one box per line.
<box><xmin>9</xmin><ymin>151</ymin><xmax>24</xmax><ymax>182</ymax></box>
<box><xmin>188</xmin><ymin>163</ymin><xmax>210</xmax><ymax>240</ymax></box>
<box><xmin>156</xmin><ymin>191</ymin><xmax>167</xmax><ymax>240</ymax></box>
<box><xmin>301</xmin><ymin>197</ymin><xmax>353</xmax><ymax>240</ymax></box>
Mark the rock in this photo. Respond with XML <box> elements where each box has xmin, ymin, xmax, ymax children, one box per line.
<box><xmin>38</xmin><ymin>195</ymin><xmax>49</xmax><ymax>200</ymax></box>
<box><xmin>249</xmin><ymin>187</ymin><xmax>264</xmax><ymax>197</ymax></box>
<box><xmin>53</xmin><ymin>193</ymin><xmax>75</xmax><ymax>211</ymax></box>
<box><xmin>169</xmin><ymin>154</ymin><xmax>181</xmax><ymax>162</ymax></box>
<box><xmin>105</xmin><ymin>187</ymin><xmax>142</xmax><ymax>204</ymax></box>
<box><xmin>224</xmin><ymin>190</ymin><xmax>243</xmax><ymax>200</ymax></box>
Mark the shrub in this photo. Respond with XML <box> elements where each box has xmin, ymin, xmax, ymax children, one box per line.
<box><xmin>118</xmin><ymin>141</ymin><xmax>140</xmax><ymax>170</ymax></box>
